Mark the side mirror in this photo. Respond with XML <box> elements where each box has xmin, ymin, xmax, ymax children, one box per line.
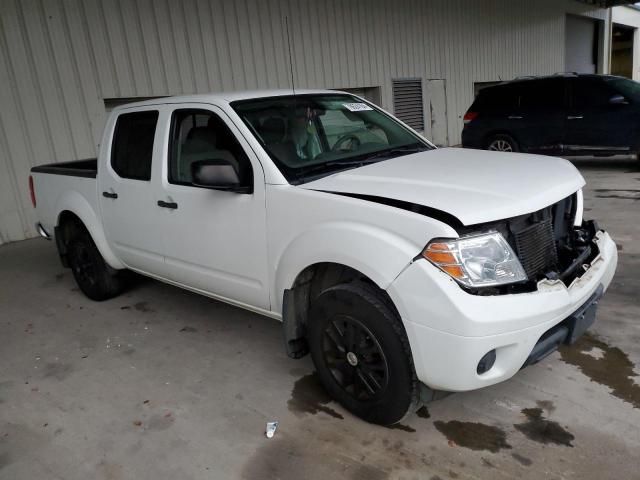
<box><xmin>609</xmin><ymin>94</ymin><xmax>628</xmax><ymax>106</ymax></box>
<box><xmin>191</xmin><ymin>159</ymin><xmax>249</xmax><ymax>193</ymax></box>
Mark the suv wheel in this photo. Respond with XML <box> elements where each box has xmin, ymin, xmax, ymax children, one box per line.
<box><xmin>66</xmin><ymin>224</ymin><xmax>123</xmax><ymax>301</ymax></box>
<box><xmin>307</xmin><ymin>281</ymin><xmax>420</xmax><ymax>425</ymax></box>
<box><xmin>486</xmin><ymin>134</ymin><xmax>519</xmax><ymax>152</ymax></box>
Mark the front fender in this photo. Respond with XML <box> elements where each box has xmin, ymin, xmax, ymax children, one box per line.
<box><xmin>272</xmin><ymin>221</ymin><xmax>421</xmax><ymax>313</ymax></box>
<box><xmin>55</xmin><ymin>190</ymin><xmax>124</xmax><ymax>270</ymax></box>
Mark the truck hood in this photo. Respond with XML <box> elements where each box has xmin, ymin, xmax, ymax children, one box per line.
<box><xmin>300</xmin><ymin>148</ymin><xmax>585</xmax><ymax>226</ymax></box>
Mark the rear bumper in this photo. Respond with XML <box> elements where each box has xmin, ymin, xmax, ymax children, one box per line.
<box><xmin>387</xmin><ymin>230</ymin><xmax>617</xmax><ymax>392</ymax></box>
<box><xmin>460</xmin><ymin>127</ymin><xmax>483</xmax><ymax>149</ymax></box>
<box><xmin>35</xmin><ymin>222</ymin><xmax>52</xmax><ymax>240</ymax></box>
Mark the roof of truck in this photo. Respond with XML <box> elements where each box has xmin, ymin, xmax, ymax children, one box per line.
<box><xmin>114</xmin><ymin>89</ymin><xmax>347</xmax><ymax>111</ymax></box>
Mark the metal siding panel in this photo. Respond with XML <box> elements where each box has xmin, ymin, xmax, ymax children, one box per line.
<box><xmin>102</xmin><ymin>0</ymin><xmax>136</xmax><ymax>95</ymax></box>
<box><xmin>81</xmin><ymin>0</ymin><xmax>119</xmax><ymax>98</ymax></box>
<box><xmin>182</xmin><ymin>0</ymin><xmax>210</xmax><ymax>92</ymax></box>
<box><xmin>63</xmin><ymin>0</ymin><xmax>108</xmax><ymax>148</ymax></box>
<box><xmin>41</xmin><ymin>0</ymin><xmax>95</xmax><ymax>158</ymax></box>
<box><xmin>222</xmin><ymin>0</ymin><xmax>246</xmax><ymax>90</ymax></box>
<box><xmin>168</xmin><ymin>0</ymin><xmax>197</xmax><ymax>92</ymax></box>
<box><xmin>119</xmin><ymin>0</ymin><xmax>153</xmax><ymax>93</ymax></box>
<box><xmin>153</xmin><ymin>0</ymin><xmax>183</xmax><ymax>93</ymax></box>
<box><xmin>0</xmin><ymin>24</ymin><xmax>31</xmax><ymax>242</ymax></box>
<box><xmin>16</xmin><ymin>0</ymin><xmax>77</xmax><ymax>161</ymax></box>
<box><xmin>208</xmin><ymin>0</ymin><xmax>235</xmax><ymax>90</ymax></box>
<box><xmin>136</xmin><ymin>0</ymin><xmax>170</xmax><ymax>93</ymax></box>
<box><xmin>234</xmin><ymin>0</ymin><xmax>258</xmax><ymax>89</ymax></box>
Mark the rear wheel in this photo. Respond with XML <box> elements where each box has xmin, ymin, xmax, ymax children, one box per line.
<box><xmin>486</xmin><ymin>134</ymin><xmax>519</xmax><ymax>152</ymax></box>
<box><xmin>308</xmin><ymin>281</ymin><xmax>419</xmax><ymax>425</ymax></box>
<box><xmin>66</xmin><ymin>224</ymin><xmax>123</xmax><ymax>301</ymax></box>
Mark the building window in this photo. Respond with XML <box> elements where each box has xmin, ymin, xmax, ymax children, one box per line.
<box><xmin>392</xmin><ymin>79</ymin><xmax>424</xmax><ymax>131</ymax></box>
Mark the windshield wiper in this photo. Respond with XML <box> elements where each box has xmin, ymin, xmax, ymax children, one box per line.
<box><xmin>361</xmin><ymin>143</ymin><xmax>428</xmax><ymax>161</ymax></box>
<box><xmin>291</xmin><ymin>159</ymin><xmax>374</xmax><ymax>183</ymax></box>
<box><xmin>291</xmin><ymin>143</ymin><xmax>429</xmax><ymax>184</ymax></box>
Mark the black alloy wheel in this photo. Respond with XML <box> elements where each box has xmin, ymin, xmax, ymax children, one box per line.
<box><xmin>322</xmin><ymin>314</ymin><xmax>389</xmax><ymax>402</ymax></box>
<box><xmin>308</xmin><ymin>281</ymin><xmax>420</xmax><ymax>425</ymax></box>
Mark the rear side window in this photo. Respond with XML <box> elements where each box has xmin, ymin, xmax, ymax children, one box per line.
<box><xmin>518</xmin><ymin>79</ymin><xmax>565</xmax><ymax>109</ymax></box>
<box><xmin>111</xmin><ymin>110</ymin><xmax>159</xmax><ymax>180</ymax></box>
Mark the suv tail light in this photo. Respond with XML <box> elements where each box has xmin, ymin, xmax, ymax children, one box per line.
<box><xmin>463</xmin><ymin>111</ymin><xmax>478</xmax><ymax>124</ymax></box>
<box><xmin>29</xmin><ymin>175</ymin><xmax>36</xmax><ymax>207</ymax></box>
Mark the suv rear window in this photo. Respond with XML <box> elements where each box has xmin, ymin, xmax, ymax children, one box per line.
<box><xmin>111</xmin><ymin>110</ymin><xmax>159</xmax><ymax>180</ymax></box>
<box><xmin>473</xmin><ymin>86</ymin><xmax>518</xmax><ymax>112</ymax></box>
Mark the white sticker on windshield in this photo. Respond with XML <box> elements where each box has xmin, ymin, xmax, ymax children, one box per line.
<box><xmin>343</xmin><ymin>102</ymin><xmax>373</xmax><ymax>112</ymax></box>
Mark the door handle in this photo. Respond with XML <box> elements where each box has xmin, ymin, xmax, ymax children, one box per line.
<box><xmin>157</xmin><ymin>200</ymin><xmax>178</xmax><ymax>210</ymax></box>
<box><xmin>102</xmin><ymin>191</ymin><xmax>118</xmax><ymax>199</ymax></box>
<box><xmin>567</xmin><ymin>115</ymin><xmax>583</xmax><ymax>120</ymax></box>
<box><xmin>508</xmin><ymin>115</ymin><xmax>523</xmax><ymax>120</ymax></box>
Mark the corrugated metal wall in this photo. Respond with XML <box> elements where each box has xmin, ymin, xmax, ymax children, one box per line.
<box><xmin>0</xmin><ymin>0</ymin><xmax>609</xmax><ymax>244</ymax></box>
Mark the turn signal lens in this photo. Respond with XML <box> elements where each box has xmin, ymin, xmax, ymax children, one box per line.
<box><xmin>423</xmin><ymin>244</ymin><xmax>459</xmax><ymax>270</ymax></box>
<box><xmin>441</xmin><ymin>265</ymin><xmax>466</xmax><ymax>279</ymax></box>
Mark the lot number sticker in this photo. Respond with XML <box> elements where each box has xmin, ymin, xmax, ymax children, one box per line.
<box><xmin>343</xmin><ymin>103</ymin><xmax>373</xmax><ymax>112</ymax></box>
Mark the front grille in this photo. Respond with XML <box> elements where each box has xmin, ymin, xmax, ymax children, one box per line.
<box><xmin>513</xmin><ymin>217</ymin><xmax>558</xmax><ymax>279</ymax></box>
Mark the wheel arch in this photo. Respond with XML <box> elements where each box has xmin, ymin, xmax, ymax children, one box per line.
<box><xmin>54</xmin><ymin>191</ymin><xmax>123</xmax><ymax>269</ymax></box>
<box><xmin>282</xmin><ymin>261</ymin><xmax>403</xmax><ymax>359</ymax></box>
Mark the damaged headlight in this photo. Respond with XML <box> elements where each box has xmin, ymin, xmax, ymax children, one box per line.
<box><xmin>422</xmin><ymin>232</ymin><xmax>527</xmax><ymax>288</ymax></box>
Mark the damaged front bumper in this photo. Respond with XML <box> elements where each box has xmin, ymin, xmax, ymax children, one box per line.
<box><xmin>387</xmin><ymin>230</ymin><xmax>617</xmax><ymax>392</ymax></box>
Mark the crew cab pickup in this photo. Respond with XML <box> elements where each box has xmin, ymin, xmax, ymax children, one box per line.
<box><xmin>30</xmin><ymin>90</ymin><xmax>617</xmax><ymax>425</ymax></box>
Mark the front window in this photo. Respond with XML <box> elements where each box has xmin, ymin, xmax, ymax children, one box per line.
<box><xmin>604</xmin><ymin>77</ymin><xmax>640</xmax><ymax>103</ymax></box>
<box><xmin>232</xmin><ymin>94</ymin><xmax>433</xmax><ymax>183</ymax></box>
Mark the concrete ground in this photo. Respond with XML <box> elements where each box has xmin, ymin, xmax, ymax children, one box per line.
<box><xmin>1</xmin><ymin>160</ymin><xmax>639</xmax><ymax>480</ymax></box>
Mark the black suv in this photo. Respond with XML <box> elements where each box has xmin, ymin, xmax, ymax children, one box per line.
<box><xmin>462</xmin><ymin>74</ymin><xmax>640</xmax><ymax>158</ymax></box>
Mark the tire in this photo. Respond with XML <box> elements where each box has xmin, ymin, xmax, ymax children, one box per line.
<box><xmin>486</xmin><ymin>133</ymin><xmax>519</xmax><ymax>153</ymax></box>
<box><xmin>66</xmin><ymin>224</ymin><xmax>123</xmax><ymax>301</ymax></box>
<box><xmin>307</xmin><ymin>281</ymin><xmax>420</xmax><ymax>425</ymax></box>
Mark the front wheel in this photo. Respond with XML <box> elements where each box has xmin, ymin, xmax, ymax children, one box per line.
<box><xmin>308</xmin><ymin>281</ymin><xmax>420</xmax><ymax>425</ymax></box>
<box><xmin>66</xmin><ymin>225</ymin><xmax>123</xmax><ymax>301</ymax></box>
<box><xmin>486</xmin><ymin>134</ymin><xmax>519</xmax><ymax>152</ymax></box>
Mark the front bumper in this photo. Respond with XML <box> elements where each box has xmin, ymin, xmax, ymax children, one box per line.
<box><xmin>387</xmin><ymin>230</ymin><xmax>617</xmax><ymax>392</ymax></box>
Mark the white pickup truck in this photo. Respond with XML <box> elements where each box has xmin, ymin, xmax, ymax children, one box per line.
<box><xmin>30</xmin><ymin>90</ymin><xmax>617</xmax><ymax>425</ymax></box>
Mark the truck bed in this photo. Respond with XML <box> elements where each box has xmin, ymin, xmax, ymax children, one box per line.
<box><xmin>30</xmin><ymin>159</ymin><xmax>99</xmax><ymax>238</ymax></box>
<box><xmin>31</xmin><ymin>158</ymin><xmax>97</xmax><ymax>178</ymax></box>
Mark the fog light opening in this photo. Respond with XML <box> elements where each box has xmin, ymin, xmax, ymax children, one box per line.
<box><xmin>477</xmin><ymin>349</ymin><xmax>496</xmax><ymax>375</ymax></box>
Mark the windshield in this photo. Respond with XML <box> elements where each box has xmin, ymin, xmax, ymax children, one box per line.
<box><xmin>605</xmin><ymin>77</ymin><xmax>640</xmax><ymax>103</ymax></box>
<box><xmin>231</xmin><ymin>94</ymin><xmax>433</xmax><ymax>183</ymax></box>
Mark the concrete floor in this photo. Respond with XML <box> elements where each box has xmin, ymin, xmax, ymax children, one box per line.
<box><xmin>1</xmin><ymin>159</ymin><xmax>639</xmax><ymax>480</ymax></box>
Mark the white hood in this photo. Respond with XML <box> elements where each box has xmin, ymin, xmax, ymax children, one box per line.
<box><xmin>301</xmin><ymin>148</ymin><xmax>585</xmax><ymax>226</ymax></box>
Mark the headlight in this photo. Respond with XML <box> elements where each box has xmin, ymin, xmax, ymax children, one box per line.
<box><xmin>422</xmin><ymin>232</ymin><xmax>527</xmax><ymax>288</ymax></box>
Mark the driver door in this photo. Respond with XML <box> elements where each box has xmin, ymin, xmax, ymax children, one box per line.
<box><xmin>156</xmin><ymin>105</ymin><xmax>270</xmax><ymax>310</ymax></box>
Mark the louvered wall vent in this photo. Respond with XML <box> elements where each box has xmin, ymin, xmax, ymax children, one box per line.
<box><xmin>392</xmin><ymin>78</ymin><xmax>424</xmax><ymax>131</ymax></box>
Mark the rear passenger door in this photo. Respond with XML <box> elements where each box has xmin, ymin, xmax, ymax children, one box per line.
<box><xmin>564</xmin><ymin>77</ymin><xmax>636</xmax><ymax>154</ymax></box>
<box><xmin>515</xmin><ymin>78</ymin><xmax>566</xmax><ymax>155</ymax></box>
<box><xmin>156</xmin><ymin>105</ymin><xmax>270</xmax><ymax>310</ymax></box>
<box><xmin>99</xmin><ymin>108</ymin><xmax>166</xmax><ymax>275</ymax></box>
